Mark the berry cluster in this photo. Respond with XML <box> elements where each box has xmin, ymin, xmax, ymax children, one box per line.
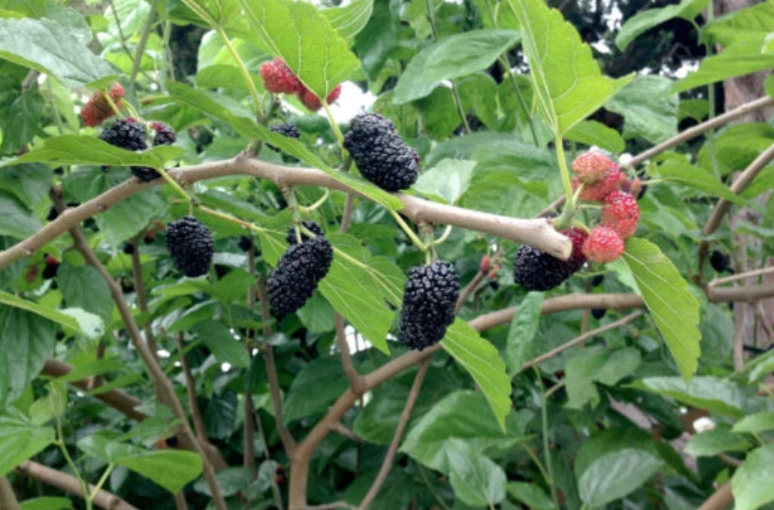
<box><xmin>570</xmin><ymin>152</ymin><xmax>641</xmax><ymax>264</ymax></box>
<box><xmin>269</xmin><ymin>222</ymin><xmax>333</xmax><ymax>317</ymax></box>
<box><xmin>259</xmin><ymin>57</ymin><xmax>342</xmax><ymax>112</ymax></box>
<box><xmin>343</xmin><ymin>114</ymin><xmax>419</xmax><ymax>192</ymax></box>
<box><xmin>398</xmin><ymin>261</ymin><xmax>460</xmax><ymax>351</ymax></box>
<box><xmin>81</xmin><ymin>83</ymin><xmax>125</xmax><ymax>127</ymax></box>
<box><xmin>166</xmin><ymin>216</ymin><xmax>215</xmax><ymax>278</ymax></box>
<box><xmin>99</xmin><ymin>118</ymin><xmax>176</xmax><ymax>182</ymax></box>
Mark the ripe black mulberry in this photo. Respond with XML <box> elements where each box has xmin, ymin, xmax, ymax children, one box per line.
<box><xmin>343</xmin><ymin>113</ymin><xmax>419</xmax><ymax>192</ymax></box>
<box><xmin>268</xmin><ymin>228</ymin><xmax>333</xmax><ymax>317</ymax></box>
<box><xmin>398</xmin><ymin>261</ymin><xmax>460</xmax><ymax>351</ymax></box>
<box><xmin>513</xmin><ymin>228</ymin><xmax>588</xmax><ymax>292</ymax></box>
<box><xmin>166</xmin><ymin>216</ymin><xmax>214</xmax><ymax>278</ymax></box>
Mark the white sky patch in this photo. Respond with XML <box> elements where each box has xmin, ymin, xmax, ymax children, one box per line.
<box><xmin>328</xmin><ymin>82</ymin><xmax>377</xmax><ymax>122</ymax></box>
<box><xmin>591</xmin><ymin>40</ymin><xmax>612</xmax><ymax>54</ymax></box>
<box><xmin>221</xmin><ymin>362</ymin><xmax>232</xmax><ymax>373</ymax></box>
<box><xmin>157</xmin><ymin>349</ymin><xmax>171</xmax><ymax>358</ymax></box>
<box><xmin>673</xmin><ymin>61</ymin><xmax>699</xmax><ymax>79</ymax></box>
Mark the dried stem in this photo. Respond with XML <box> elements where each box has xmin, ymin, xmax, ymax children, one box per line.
<box><xmin>359</xmin><ymin>361</ymin><xmax>430</xmax><ymax>510</ymax></box>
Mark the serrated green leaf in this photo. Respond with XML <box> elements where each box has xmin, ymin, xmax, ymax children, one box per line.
<box><xmin>0</xmin><ymin>17</ymin><xmax>115</xmax><ymax>89</ymax></box>
<box><xmin>508</xmin><ymin>482</ymin><xmax>555</xmax><ymax>510</ymax></box>
<box><xmin>316</xmin><ymin>233</ymin><xmax>404</xmax><ymax>354</ymax></box>
<box><xmin>630</xmin><ymin>377</ymin><xmax>746</xmax><ymax>418</ymax></box>
<box><xmin>29</xmin><ymin>381</ymin><xmax>67</xmax><ymax>426</ymax></box>
<box><xmin>412</xmin><ymin>159</ymin><xmax>476</xmax><ymax>204</ymax></box>
<box><xmin>565</xmin><ymin>120</ymin><xmax>625</xmax><ymax>154</ymax></box>
<box><xmin>615</xmin><ymin>0</ymin><xmax>709</xmax><ymax>51</ymax></box>
<box><xmin>394</xmin><ymin>29</ymin><xmax>519</xmax><ymax>104</ymax></box>
<box><xmin>673</xmin><ymin>42</ymin><xmax>774</xmax><ymax>93</ymax></box>
<box><xmin>441</xmin><ymin>320</ymin><xmax>511</xmax><ymax>429</ymax></box>
<box><xmin>118</xmin><ymin>450</ymin><xmax>203</xmax><ymax>495</ymax></box>
<box><xmin>2</xmin><ymin>135</ymin><xmax>184</xmax><ymax>169</ymax></box>
<box><xmin>193</xmin><ymin>321</ymin><xmax>250</xmax><ymax>368</ymax></box>
<box><xmin>446</xmin><ymin>439</ymin><xmax>507</xmax><ymax>507</ymax></box>
<box><xmin>654</xmin><ymin>160</ymin><xmax>744</xmax><ymax>203</ymax></box>
<box><xmin>622</xmin><ymin>238</ymin><xmax>701</xmax><ymax>379</ymax></box>
<box><xmin>0</xmin><ymin>290</ymin><xmax>104</xmax><ymax>340</ymax></box>
<box><xmin>733</xmin><ymin>412</ymin><xmax>774</xmax><ymax>434</ymax></box>
<box><xmin>58</xmin><ymin>263</ymin><xmax>114</xmax><ymax>322</ymax></box>
<box><xmin>0</xmin><ymin>164</ymin><xmax>52</xmax><ymax>209</ymax></box>
<box><xmin>0</xmin><ymin>409</ymin><xmax>55</xmax><ymax>477</ymax></box>
<box><xmin>606</xmin><ymin>75</ymin><xmax>679</xmax><ymax>145</ymax></box>
<box><xmin>283</xmin><ymin>356</ymin><xmax>349</xmax><ymax>423</ymax></box>
<box><xmin>505</xmin><ymin>291</ymin><xmax>544</xmax><ymax>374</ymax></box>
<box><xmin>733</xmin><ymin>444</ymin><xmax>774</xmax><ymax>510</ymax></box>
<box><xmin>323</xmin><ymin>0</ymin><xmax>374</xmax><ymax>40</ymax></box>
<box><xmin>703</xmin><ymin>0</ymin><xmax>774</xmax><ymax>47</ymax></box>
<box><xmin>0</xmin><ymin>191</ymin><xmax>42</xmax><ymax>239</ymax></box>
<box><xmin>685</xmin><ymin>425</ymin><xmax>751</xmax><ymax>457</ymax></box>
<box><xmin>508</xmin><ymin>0</ymin><xmax>633</xmax><ymax>135</ymax></box>
<box><xmin>237</xmin><ymin>0</ymin><xmax>360</xmax><ymax>99</ymax></box>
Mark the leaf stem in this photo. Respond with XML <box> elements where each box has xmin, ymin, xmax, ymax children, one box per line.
<box><xmin>87</xmin><ymin>463</ymin><xmax>115</xmax><ymax>504</ymax></box>
<box><xmin>130</xmin><ymin>0</ymin><xmax>159</xmax><ymax>85</ymax></box>
<box><xmin>299</xmin><ymin>190</ymin><xmax>331</xmax><ymax>213</ymax></box>
<box><xmin>198</xmin><ymin>205</ymin><xmax>269</xmax><ymax>235</ymax></box>
<box><xmin>322</xmin><ymin>101</ymin><xmax>345</xmax><ymax>146</ymax></box>
<box><xmin>389</xmin><ymin>209</ymin><xmax>427</xmax><ymax>252</ymax></box>
<box><xmin>56</xmin><ymin>418</ymin><xmax>92</xmax><ymax>510</ymax></box>
<box><xmin>155</xmin><ymin>167</ymin><xmax>195</xmax><ymax>205</ymax></box>
<box><xmin>217</xmin><ymin>28</ymin><xmax>263</xmax><ymax>118</ymax></box>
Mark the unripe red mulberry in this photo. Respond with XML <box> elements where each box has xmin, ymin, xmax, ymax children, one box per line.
<box><xmin>81</xmin><ymin>83</ymin><xmax>125</xmax><ymax>127</ymax></box>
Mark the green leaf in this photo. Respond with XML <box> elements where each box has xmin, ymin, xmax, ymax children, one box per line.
<box><xmin>77</xmin><ymin>432</ymin><xmax>141</xmax><ymax>463</ymax></box>
<box><xmin>0</xmin><ymin>88</ymin><xmax>43</xmax><ymax>154</ymax></box>
<box><xmin>166</xmin><ymin>81</ymin><xmax>402</xmax><ymax>210</ymax></box>
<box><xmin>64</xmin><ymin>166</ymin><xmax>168</xmax><ymax>247</ymax></box>
<box><xmin>685</xmin><ymin>425</ymin><xmax>751</xmax><ymax>457</ymax></box>
<box><xmin>733</xmin><ymin>444</ymin><xmax>774</xmax><ymax>510</ymax></box>
<box><xmin>400</xmin><ymin>390</ymin><xmax>530</xmax><ymax>472</ymax></box>
<box><xmin>505</xmin><ymin>292</ymin><xmax>544</xmax><ymax>374</ymax></box>
<box><xmin>0</xmin><ymin>290</ymin><xmax>104</xmax><ymax>340</ymax></box>
<box><xmin>446</xmin><ymin>439</ymin><xmax>507</xmax><ymax>507</ymax></box>
<box><xmin>0</xmin><ymin>17</ymin><xmax>115</xmax><ymax>89</ymax></box>
<box><xmin>565</xmin><ymin>120</ymin><xmax>626</xmax><ymax>154</ymax></box>
<box><xmin>20</xmin><ymin>497</ymin><xmax>73</xmax><ymax>510</ymax></box>
<box><xmin>3</xmin><ymin>135</ymin><xmax>184</xmax><ymax>169</ymax></box>
<box><xmin>236</xmin><ymin>0</ymin><xmax>360</xmax><ymax>99</ymax></box>
<box><xmin>441</xmin><ymin>320</ymin><xmax>512</xmax><ymax>430</ymax></box>
<box><xmin>118</xmin><ymin>450</ymin><xmax>204</xmax><ymax>495</ymax></box>
<box><xmin>621</xmin><ymin>238</ymin><xmax>701</xmax><ymax>379</ymax></box>
<box><xmin>323</xmin><ymin>0</ymin><xmax>374</xmax><ymax>40</ymax></box>
<box><xmin>630</xmin><ymin>377</ymin><xmax>746</xmax><ymax>418</ymax></box>
<box><xmin>283</xmin><ymin>356</ymin><xmax>349</xmax><ymax>423</ymax></box>
<box><xmin>297</xmin><ymin>292</ymin><xmax>335</xmax><ymax>333</ymax></box>
<box><xmin>672</xmin><ymin>42</ymin><xmax>774</xmax><ymax>94</ymax></box>
<box><xmin>733</xmin><ymin>412</ymin><xmax>774</xmax><ymax>434</ymax></box>
<box><xmin>0</xmin><ymin>303</ymin><xmax>56</xmax><ymax>408</ymax></box>
<box><xmin>615</xmin><ymin>0</ymin><xmax>710</xmax><ymax>51</ymax></box>
<box><xmin>606</xmin><ymin>75</ymin><xmax>679</xmax><ymax>145</ymax></box>
<box><xmin>703</xmin><ymin>0</ymin><xmax>774</xmax><ymax>46</ymax></box>
<box><xmin>192</xmin><ymin>467</ymin><xmax>253</xmax><ymax>497</ymax></box>
<box><xmin>0</xmin><ymin>409</ymin><xmax>55</xmax><ymax>477</ymax></box>
<box><xmin>412</xmin><ymin>159</ymin><xmax>476</xmax><ymax>204</ymax></box>
<box><xmin>394</xmin><ymin>29</ymin><xmax>519</xmax><ymax>104</ymax></box>
<box><xmin>29</xmin><ymin>380</ymin><xmax>67</xmax><ymax>426</ymax></box>
<box><xmin>0</xmin><ymin>164</ymin><xmax>53</xmax><ymax>209</ymax></box>
<box><xmin>653</xmin><ymin>160</ymin><xmax>745</xmax><ymax>203</ymax></box>
<box><xmin>55</xmin><ymin>358</ymin><xmax>124</xmax><ymax>384</ymax></box>
<box><xmin>575</xmin><ymin>429</ymin><xmax>663</xmax><ymax>508</ymax></box>
<box><xmin>58</xmin><ymin>263</ymin><xmax>114</xmax><ymax>322</ymax></box>
<box><xmin>193</xmin><ymin>321</ymin><xmax>250</xmax><ymax>368</ymax></box>
<box><xmin>508</xmin><ymin>0</ymin><xmax>633</xmax><ymax>135</ymax></box>
<box><xmin>0</xmin><ymin>191</ymin><xmax>42</xmax><ymax>239</ymax></box>
<box><xmin>565</xmin><ymin>347</ymin><xmax>641</xmax><ymax>409</ymax></box>
<box><xmin>317</xmin><ymin>233</ymin><xmax>405</xmax><ymax>354</ymax></box>
<box><xmin>508</xmin><ymin>482</ymin><xmax>555</xmax><ymax>510</ymax></box>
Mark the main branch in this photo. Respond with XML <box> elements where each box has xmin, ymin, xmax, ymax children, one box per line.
<box><xmin>0</xmin><ymin>154</ymin><xmax>571</xmax><ymax>271</ymax></box>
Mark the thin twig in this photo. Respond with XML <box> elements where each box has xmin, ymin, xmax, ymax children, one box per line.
<box><xmin>131</xmin><ymin>237</ymin><xmax>158</xmax><ymax>360</ymax></box>
<box><xmin>456</xmin><ymin>270</ymin><xmax>486</xmax><ymax>313</ymax></box>
<box><xmin>0</xmin><ymin>477</ymin><xmax>21</xmax><ymax>510</ymax></box>
<box><xmin>330</xmin><ymin>422</ymin><xmax>362</xmax><ymax>442</ymax></box>
<box><xmin>257</xmin><ymin>276</ymin><xmax>296</xmax><ymax>456</ymax></box>
<box><xmin>129</xmin><ymin>0</ymin><xmax>159</xmax><ymax>84</ymax></box>
<box><xmin>359</xmin><ymin>361</ymin><xmax>430</xmax><ymax>510</ymax></box>
<box><xmin>696</xmin><ymin>482</ymin><xmax>733</xmax><ymax>510</ymax></box>
<box><xmin>335</xmin><ymin>314</ymin><xmax>366</xmax><ymax>394</ymax></box>
<box><xmin>516</xmin><ymin>311</ymin><xmax>644</xmax><ymax>375</ymax></box>
<box><xmin>709</xmin><ymin>265</ymin><xmax>774</xmax><ymax>287</ymax></box>
<box><xmin>244</xmin><ymin>244</ymin><xmax>257</xmax><ymax>472</ymax></box>
<box><xmin>18</xmin><ymin>461</ymin><xmax>139</xmax><ymax>510</ymax></box>
<box><xmin>175</xmin><ymin>333</ymin><xmax>209</xmax><ymax>442</ymax></box>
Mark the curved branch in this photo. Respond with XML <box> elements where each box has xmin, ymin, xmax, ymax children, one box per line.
<box><xmin>0</xmin><ymin>477</ymin><xmax>20</xmax><ymax>510</ymax></box>
<box><xmin>697</xmin><ymin>482</ymin><xmax>733</xmax><ymax>510</ymax></box>
<box><xmin>18</xmin><ymin>461</ymin><xmax>140</xmax><ymax>510</ymax></box>
<box><xmin>0</xmin><ymin>155</ymin><xmax>571</xmax><ymax>271</ymax></box>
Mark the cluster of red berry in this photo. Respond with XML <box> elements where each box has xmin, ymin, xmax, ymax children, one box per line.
<box><xmin>259</xmin><ymin>57</ymin><xmax>342</xmax><ymax>111</ymax></box>
<box><xmin>571</xmin><ymin>152</ymin><xmax>642</xmax><ymax>264</ymax></box>
<box><xmin>80</xmin><ymin>82</ymin><xmax>125</xmax><ymax>127</ymax></box>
